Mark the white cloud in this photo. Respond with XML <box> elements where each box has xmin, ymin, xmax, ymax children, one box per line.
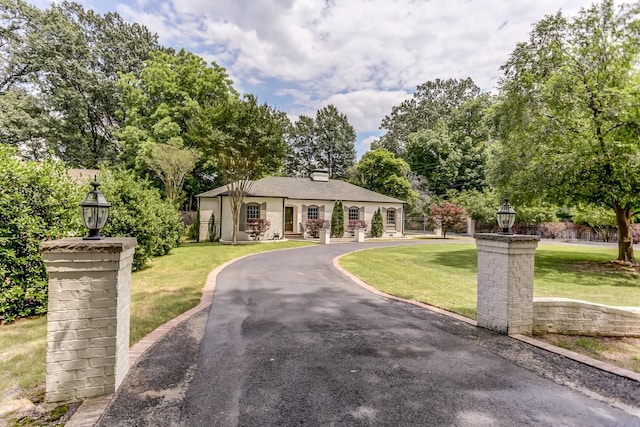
<box><xmin>60</xmin><ymin>0</ymin><xmax>632</xmax><ymax>140</ymax></box>
<box><xmin>357</xmin><ymin>135</ymin><xmax>380</xmax><ymax>157</ymax></box>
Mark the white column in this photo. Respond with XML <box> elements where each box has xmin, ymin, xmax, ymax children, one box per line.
<box><xmin>40</xmin><ymin>237</ymin><xmax>136</xmax><ymax>403</ymax></box>
<box><xmin>355</xmin><ymin>227</ymin><xmax>365</xmax><ymax>242</ymax></box>
<box><xmin>466</xmin><ymin>217</ymin><xmax>475</xmax><ymax>236</ymax></box>
<box><xmin>475</xmin><ymin>234</ymin><xmax>539</xmax><ymax>335</ymax></box>
<box><xmin>320</xmin><ymin>228</ymin><xmax>331</xmax><ymax>244</ymax></box>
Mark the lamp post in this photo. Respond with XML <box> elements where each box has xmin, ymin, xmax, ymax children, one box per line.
<box><xmin>497</xmin><ymin>197</ymin><xmax>516</xmax><ymax>234</ymax></box>
<box><xmin>80</xmin><ymin>178</ymin><xmax>110</xmax><ymax>240</ymax></box>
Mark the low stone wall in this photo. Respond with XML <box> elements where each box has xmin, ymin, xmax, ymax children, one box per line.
<box><xmin>533</xmin><ymin>297</ymin><xmax>640</xmax><ymax>337</ymax></box>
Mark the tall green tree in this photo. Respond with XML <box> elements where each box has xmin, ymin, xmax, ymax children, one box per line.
<box><xmin>492</xmin><ymin>0</ymin><xmax>640</xmax><ymax>262</ymax></box>
<box><xmin>406</xmin><ymin>121</ymin><xmax>462</xmax><ymax>195</ymax></box>
<box><xmin>284</xmin><ymin>115</ymin><xmax>317</xmax><ymax>177</ymax></box>
<box><xmin>315</xmin><ymin>105</ymin><xmax>356</xmax><ymax>179</ymax></box>
<box><xmin>118</xmin><ymin>48</ymin><xmax>237</xmax><ymax>206</ymax></box>
<box><xmin>192</xmin><ymin>95</ymin><xmax>287</xmax><ymax>244</ymax></box>
<box><xmin>285</xmin><ymin>105</ymin><xmax>356</xmax><ymax>179</ymax></box>
<box><xmin>349</xmin><ymin>148</ymin><xmax>417</xmax><ymax>203</ymax></box>
<box><xmin>375</xmin><ymin>78</ymin><xmax>482</xmax><ymax>157</ymax></box>
<box><xmin>0</xmin><ymin>0</ymin><xmax>159</xmax><ymax>166</ymax></box>
<box><xmin>331</xmin><ymin>200</ymin><xmax>344</xmax><ymax>237</ymax></box>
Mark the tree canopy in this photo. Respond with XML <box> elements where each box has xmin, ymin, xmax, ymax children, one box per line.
<box><xmin>285</xmin><ymin>104</ymin><xmax>356</xmax><ymax>179</ymax></box>
<box><xmin>117</xmin><ymin>48</ymin><xmax>237</xmax><ymax>206</ymax></box>
<box><xmin>492</xmin><ymin>0</ymin><xmax>640</xmax><ymax>261</ymax></box>
<box><xmin>0</xmin><ymin>0</ymin><xmax>159</xmax><ymax>166</ymax></box>
<box><xmin>192</xmin><ymin>95</ymin><xmax>287</xmax><ymax>244</ymax></box>
<box><xmin>349</xmin><ymin>148</ymin><xmax>417</xmax><ymax>203</ymax></box>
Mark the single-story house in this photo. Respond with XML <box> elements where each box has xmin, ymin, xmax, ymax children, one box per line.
<box><xmin>196</xmin><ymin>169</ymin><xmax>405</xmax><ymax>242</ymax></box>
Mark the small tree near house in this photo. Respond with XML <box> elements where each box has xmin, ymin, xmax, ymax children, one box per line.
<box><xmin>371</xmin><ymin>208</ymin><xmax>384</xmax><ymax>237</ymax></box>
<box><xmin>192</xmin><ymin>95</ymin><xmax>286</xmax><ymax>244</ymax></box>
<box><xmin>428</xmin><ymin>201</ymin><xmax>466</xmax><ymax>238</ymax></box>
<box><xmin>331</xmin><ymin>200</ymin><xmax>344</xmax><ymax>237</ymax></box>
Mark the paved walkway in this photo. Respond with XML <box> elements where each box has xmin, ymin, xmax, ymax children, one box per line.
<box><xmin>97</xmin><ymin>241</ymin><xmax>640</xmax><ymax>426</ymax></box>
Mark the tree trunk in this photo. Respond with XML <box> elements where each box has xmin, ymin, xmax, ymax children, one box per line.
<box><xmin>230</xmin><ymin>194</ymin><xmax>239</xmax><ymax>246</ymax></box>
<box><xmin>614</xmin><ymin>201</ymin><xmax>635</xmax><ymax>262</ymax></box>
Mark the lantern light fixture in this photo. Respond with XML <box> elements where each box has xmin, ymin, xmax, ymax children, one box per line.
<box><xmin>497</xmin><ymin>197</ymin><xmax>516</xmax><ymax>235</ymax></box>
<box><xmin>80</xmin><ymin>177</ymin><xmax>110</xmax><ymax>240</ymax></box>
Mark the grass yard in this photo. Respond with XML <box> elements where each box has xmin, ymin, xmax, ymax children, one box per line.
<box><xmin>339</xmin><ymin>242</ymin><xmax>640</xmax><ymax>320</ymax></box>
<box><xmin>0</xmin><ymin>240</ymin><xmax>312</xmax><ymax>417</ymax></box>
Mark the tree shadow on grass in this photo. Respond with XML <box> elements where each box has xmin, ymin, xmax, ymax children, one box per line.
<box><xmin>430</xmin><ymin>246</ymin><xmax>640</xmax><ymax>289</ymax></box>
<box><xmin>534</xmin><ymin>251</ymin><xmax>640</xmax><ymax>289</ymax></box>
<box><xmin>430</xmin><ymin>248</ymin><xmax>478</xmax><ymax>274</ymax></box>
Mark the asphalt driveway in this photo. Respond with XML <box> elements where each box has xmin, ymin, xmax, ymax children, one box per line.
<box><xmin>98</xmin><ymin>241</ymin><xmax>640</xmax><ymax>426</ymax></box>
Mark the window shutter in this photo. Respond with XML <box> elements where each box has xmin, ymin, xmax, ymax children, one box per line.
<box><xmin>381</xmin><ymin>207</ymin><xmax>387</xmax><ymax>224</ymax></box>
<box><xmin>396</xmin><ymin>208</ymin><xmax>402</xmax><ymax>231</ymax></box>
<box><xmin>302</xmin><ymin>204</ymin><xmax>308</xmax><ymax>221</ymax></box>
<box><xmin>320</xmin><ymin>205</ymin><xmax>325</xmax><ymax>220</ymax></box>
<box><xmin>359</xmin><ymin>206</ymin><xmax>365</xmax><ymax>221</ymax></box>
<box><xmin>343</xmin><ymin>206</ymin><xmax>349</xmax><ymax>229</ymax></box>
<box><xmin>260</xmin><ymin>202</ymin><xmax>267</xmax><ymax>219</ymax></box>
<box><xmin>239</xmin><ymin>203</ymin><xmax>247</xmax><ymax>231</ymax></box>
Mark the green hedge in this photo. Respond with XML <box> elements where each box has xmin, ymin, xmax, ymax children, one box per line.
<box><xmin>99</xmin><ymin>167</ymin><xmax>183</xmax><ymax>271</ymax></box>
<box><xmin>0</xmin><ymin>146</ymin><xmax>83</xmax><ymax>322</ymax></box>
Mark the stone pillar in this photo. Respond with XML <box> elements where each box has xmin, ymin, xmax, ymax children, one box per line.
<box><xmin>475</xmin><ymin>234</ymin><xmax>539</xmax><ymax>335</ymax></box>
<box><xmin>40</xmin><ymin>237</ymin><xmax>137</xmax><ymax>403</ymax></box>
<box><xmin>355</xmin><ymin>227</ymin><xmax>365</xmax><ymax>243</ymax></box>
<box><xmin>320</xmin><ymin>228</ymin><xmax>331</xmax><ymax>245</ymax></box>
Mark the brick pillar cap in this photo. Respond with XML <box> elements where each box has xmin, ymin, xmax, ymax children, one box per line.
<box><xmin>40</xmin><ymin>237</ymin><xmax>137</xmax><ymax>253</ymax></box>
<box><xmin>474</xmin><ymin>233</ymin><xmax>540</xmax><ymax>242</ymax></box>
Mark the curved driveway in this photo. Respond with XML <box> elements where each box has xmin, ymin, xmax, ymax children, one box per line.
<box><xmin>99</xmin><ymin>241</ymin><xmax>640</xmax><ymax>426</ymax></box>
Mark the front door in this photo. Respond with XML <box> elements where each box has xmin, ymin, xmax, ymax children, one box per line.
<box><xmin>285</xmin><ymin>207</ymin><xmax>294</xmax><ymax>232</ymax></box>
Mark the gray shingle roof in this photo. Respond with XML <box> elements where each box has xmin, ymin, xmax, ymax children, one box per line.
<box><xmin>196</xmin><ymin>177</ymin><xmax>405</xmax><ymax>203</ymax></box>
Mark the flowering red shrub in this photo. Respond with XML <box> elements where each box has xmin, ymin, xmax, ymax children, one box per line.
<box><xmin>305</xmin><ymin>219</ymin><xmax>330</xmax><ymax>238</ymax></box>
<box><xmin>428</xmin><ymin>201</ymin><xmax>466</xmax><ymax>238</ymax></box>
<box><xmin>247</xmin><ymin>218</ymin><xmax>270</xmax><ymax>240</ymax></box>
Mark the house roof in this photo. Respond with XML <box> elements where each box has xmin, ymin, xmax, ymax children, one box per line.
<box><xmin>196</xmin><ymin>176</ymin><xmax>405</xmax><ymax>204</ymax></box>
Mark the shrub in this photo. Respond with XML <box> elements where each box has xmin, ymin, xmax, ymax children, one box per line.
<box><xmin>305</xmin><ymin>219</ymin><xmax>330</xmax><ymax>238</ymax></box>
<box><xmin>428</xmin><ymin>201</ymin><xmax>466</xmax><ymax>238</ymax></box>
<box><xmin>186</xmin><ymin>208</ymin><xmax>200</xmax><ymax>242</ymax></box>
<box><xmin>0</xmin><ymin>146</ymin><xmax>83</xmax><ymax>322</ymax></box>
<box><xmin>371</xmin><ymin>208</ymin><xmax>383</xmax><ymax>237</ymax></box>
<box><xmin>633</xmin><ymin>224</ymin><xmax>640</xmax><ymax>244</ymax></box>
<box><xmin>331</xmin><ymin>200</ymin><xmax>344</xmax><ymax>237</ymax></box>
<box><xmin>539</xmin><ymin>222</ymin><xmax>567</xmax><ymax>239</ymax></box>
<box><xmin>99</xmin><ymin>168</ymin><xmax>183</xmax><ymax>270</ymax></box>
<box><xmin>247</xmin><ymin>218</ymin><xmax>270</xmax><ymax>240</ymax></box>
<box><xmin>347</xmin><ymin>219</ymin><xmax>368</xmax><ymax>234</ymax></box>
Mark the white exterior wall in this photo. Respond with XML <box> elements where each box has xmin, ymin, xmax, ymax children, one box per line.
<box><xmin>294</xmin><ymin>200</ymin><xmax>404</xmax><ymax>237</ymax></box>
<box><xmin>212</xmin><ymin>196</ymin><xmax>284</xmax><ymax>242</ymax></box>
<box><xmin>198</xmin><ymin>197</ymin><xmax>219</xmax><ymax>242</ymax></box>
<box><xmin>199</xmin><ymin>196</ymin><xmax>405</xmax><ymax>240</ymax></box>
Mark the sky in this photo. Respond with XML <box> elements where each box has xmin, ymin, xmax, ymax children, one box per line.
<box><xmin>30</xmin><ymin>0</ymin><xmax>628</xmax><ymax>156</ymax></box>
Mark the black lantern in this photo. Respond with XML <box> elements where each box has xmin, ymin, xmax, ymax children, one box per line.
<box><xmin>80</xmin><ymin>178</ymin><xmax>110</xmax><ymax>240</ymax></box>
<box><xmin>497</xmin><ymin>197</ymin><xmax>516</xmax><ymax>234</ymax></box>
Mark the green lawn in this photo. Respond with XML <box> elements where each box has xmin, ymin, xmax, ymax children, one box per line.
<box><xmin>339</xmin><ymin>243</ymin><xmax>640</xmax><ymax>320</ymax></box>
<box><xmin>0</xmin><ymin>240</ymin><xmax>312</xmax><ymax>405</ymax></box>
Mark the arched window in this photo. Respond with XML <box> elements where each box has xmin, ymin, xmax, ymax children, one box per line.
<box><xmin>246</xmin><ymin>203</ymin><xmax>260</xmax><ymax>220</ymax></box>
<box><xmin>386</xmin><ymin>208</ymin><xmax>396</xmax><ymax>225</ymax></box>
<box><xmin>307</xmin><ymin>205</ymin><xmax>319</xmax><ymax>220</ymax></box>
<box><xmin>348</xmin><ymin>207</ymin><xmax>359</xmax><ymax>221</ymax></box>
